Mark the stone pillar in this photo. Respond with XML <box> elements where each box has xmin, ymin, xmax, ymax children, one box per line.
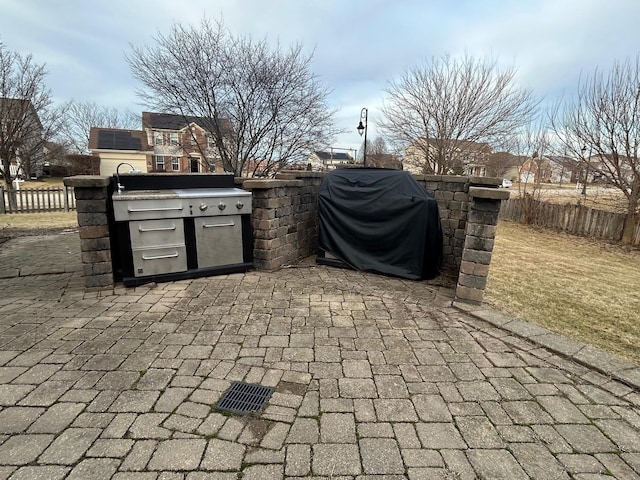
<box><xmin>63</xmin><ymin>176</ymin><xmax>114</xmax><ymax>291</ymax></box>
<box><xmin>455</xmin><ymin>186</ymin><xmax>510</xmax><ymax>304</ymax></box>
<box><xmin>242</xmin><ymin>171</ymin><xmax>324</xmax><ymax>271</ymax></box>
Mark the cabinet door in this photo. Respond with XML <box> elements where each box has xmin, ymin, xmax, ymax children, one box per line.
<box><xmin>194</xmin><ymin>215</ymin><xmax>243</xmax><ymax>268</ymax></box>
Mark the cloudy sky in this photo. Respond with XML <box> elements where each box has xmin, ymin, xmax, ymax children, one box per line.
<box><xmin>0</xmin><ymin>0</ymin><xmax>638</xmax><ymax>152</ymax></box>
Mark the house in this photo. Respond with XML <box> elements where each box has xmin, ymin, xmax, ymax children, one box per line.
<box><xmin>89</xmin><ymin>128</ymin><xmax>152</xmax><ymax>176</ymax></box>
<box><xmin>141</xmin><ymin>112</ymin><xmax>230</xmax><ymax>174</ymax></box>
<box><xmin>367</xmin><ymin>153</ymin><xmax>403</xmax><ymax>170</ymax></box>
<box><xmin>484</xmin><ymin>151</ymin><xmax>525</xmax><ymax>181</ymax></box>
<box><xmin>307</xmin><ymin>150</ymin><xmax>355</xmax><ymax>171</ymax></box>
<box><xmin>403</xmin><ymin>138</ymin><xmax>492</xmax><ymax>176</ymax></box>
<box><xmin>0</xmin><ymin>97</ymin><xmax>44</xmax><ymax>180</ymax></box>
<box><xmin>519</xmin><ymin>156</ymin><xmax>555</xmax><ymax>183</ymax></box>
<box><xmin>545</xmin><ymin>156</ymin><xmax>581</xmax><ymax>183</ymax></box>
<box><xmin>90</xmin><ymin>112</ymin><xmax>234</xmax><ymax>176</ymax></box>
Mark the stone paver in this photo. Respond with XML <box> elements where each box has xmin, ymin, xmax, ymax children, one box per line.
<box><xmin>0</xmin><ymin>233</ymin><xmax>639</xmax><ymax>478</ymax></box>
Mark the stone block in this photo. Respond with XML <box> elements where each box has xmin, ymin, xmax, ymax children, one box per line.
<box><xmin>80</xmin><ymin>237</ymin><xmax>111</xmax><ymax>252</ymax></box>
<box><xmin>468</xmin><ymin>209</ymin><xmax>500</xmax><ymax>225</ymax></box>
<box><xmin>435</xmin><ymin>190</ymin><xmax>455</xmax><ymax>201</ymax></box>
<box><xmin>81</xmin><ymin>250</ymin><xmax>111</xmax><ymax>264</ymax></box>
<box><xmin>73</xmin><ymin>188</ymin><xmax>108</xmax><ymax>201</ymax></box>
<box><xmin>82</xmin><ymin>262</ymin><xmax>113</xmax><ymax>276</ymax></box>
<box><xmin>472</xmin><ymin>197</ymin><xmax>504</xmax><ymax>211</ymax></box>
<box><xmin>464</xmin><ymin>235</ymin><xmax>495</xmax><ymax>251</ymax></box>
<box><xmin>462</xmin><ymin>248</ymin><xmax>492</xmax><ymax>264</ymax></box>
<box><xmin>77</xmin><ymin>212</ymin><xmax>108</xmax><ymax>227</ymax></box>
<box><xmin>466</xmin><ymin>223</ymin><xmax>497</xmax><ymax>238</ymax></box>
<box><xmin>455</xmin><ymin>285</ymin><xmax>484</xmax><ymax>303</ymax></box>
<box><xmin>76</xmin><ymin>200</ymin><xmax>108</xmax><ymax>213</ymax></box>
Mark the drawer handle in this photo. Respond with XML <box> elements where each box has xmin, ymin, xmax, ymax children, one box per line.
<box><xmin>203</xmin><ymin>221</ymin><xmax>235</xmax><ymax>228</ymax></box>
<box><xmin>141</xmin><ymin>252</ymin><xmax>179</xmax><ymax>260</ymax></box>
<box><xmin>138</xmin><ymin>225</ymin><xmax>176</xmax><ymax>232</ymax></box>
<box><xmin>128</xmin><ymin>206</ymin><xmax>183</xmax><ymax>213</ymax></box>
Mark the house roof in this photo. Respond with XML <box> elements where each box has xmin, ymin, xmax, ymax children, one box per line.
<box><xmin>88</xmin><ymin>127</ymin><xmax>150</xmax><ymax>151</ymax></box>
<box><xmin>141</xmin><ymin>111</ymin><xmax>232</xmax><ymax>134</ymax></box>
<box><xmin>313</xmin><ymin>151</ymin><xmax>353</xmax><ymax>161</ymax></box>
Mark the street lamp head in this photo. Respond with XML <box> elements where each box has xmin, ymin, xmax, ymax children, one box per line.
<box><xmin>357</xmin><ymin>121</ymin><xmax>365</xmax><ymax>136</ymax></box>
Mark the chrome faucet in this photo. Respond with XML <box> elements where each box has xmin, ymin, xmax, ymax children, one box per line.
<box><xmin>115</xmin><ymin>162</ymin><xmax>141</xmax><ymax>193</ymax></box>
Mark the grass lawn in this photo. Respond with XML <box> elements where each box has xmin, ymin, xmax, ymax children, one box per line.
<box><xmin>486</xmin><ymin>220</ymin><xmax>640</xmax><ymax>362</ymax></box>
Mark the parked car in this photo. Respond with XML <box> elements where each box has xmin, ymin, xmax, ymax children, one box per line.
<box><xmin>501</xmin><ymin>178</ymin><xmax>513</xmax><ymax>188</ymax></box>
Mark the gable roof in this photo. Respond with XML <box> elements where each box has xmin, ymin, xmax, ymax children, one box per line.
<box><xmin>314</xmin><ymin>151</ymin><xmax>353</xmax><ymax>161</ymax></box>
<box><xmin>141</xmin><ymin>111</ymin><xmax>232</xmax><ymax>134</ymax></box>
<box><xmin>88</xmin><ymin>127</ymin><xmax>150</xmax><ymax>151</ymax></box>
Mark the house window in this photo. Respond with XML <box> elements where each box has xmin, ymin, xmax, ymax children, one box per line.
<box><xmin>170</xmin><ymin>132</ymin><xmax>179</xmax><ymax>146</ymax></box>
<box><xmin>154</xmin><ymin>132</ymin><xmax>163</xmax><ymax>146</ymax></box>
<box><xmin>171</xmin><ymin>156</ymin><xmax>180</xmax><ymax>171</ymax></box>
<box><xmin>208</xmin><ymin>135</ymin><xmax>216</xmax><ymax>149</ymax></box>
<box><xmin>154</xmin><ymin>155</ymin><xmax>165</xmax><ymax>171</ymax></box>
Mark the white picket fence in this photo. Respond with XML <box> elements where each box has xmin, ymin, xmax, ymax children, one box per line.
<box><xmin>0</xmin><ymin>186</ymin><xmax>76</xmax><ymax>214</ymax></box>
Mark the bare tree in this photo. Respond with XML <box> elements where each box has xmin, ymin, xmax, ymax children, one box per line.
<box><xmin>61</xmin><ymin>101</ymin><xmax>139</xmax><ymax>154</ymax></box>
<box><xmin>552</xmin><ymin>57</ymin><xmax>640</xmax><ymax>244</ymax></box>
<box><xmin>127</xmin><ymin>19</ymin><xmax>338</xmax><ymax>177</ymax></box>
<box><xmin>0</xmin><ymin>40</ymin><xmax>66</xmax><ymax>194</ymax></box>
<box><xmin>379</xmin><ymin>54</ymin><xmax>538</xmax><ymax>174</ymax></box>
<box><xmin>357</xmin><ymin>137</ymin><xmax>390</xmax><ymax>163</ymax></box>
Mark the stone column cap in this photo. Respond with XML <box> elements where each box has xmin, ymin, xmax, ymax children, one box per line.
<box><xmin>469</xmin><ymin>186</ymin><xmax>510</xmax><ymax>200</ymax></box>
<box><xmin>64</xmin><ymin>175</ymin><xmax>111</xmax><ymax>188</ymax></box>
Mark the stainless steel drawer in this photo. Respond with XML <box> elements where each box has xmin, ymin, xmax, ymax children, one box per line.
<box><xmin>194</xmin><ymin>215</ymin><xmax>243</xmax><ymax>268</ymax></box>
<box><xmin>131</xmin><ymin>245</ymin><xmax>187</xmax><ymax>277</ymax></box>
<box><xmin>114</xmin><ymin>198</ymin><xmax>185</xmax><ymax>221</ymax></box>
<box><xmin>129</xmin><ymin>219</ymin><xmax>185</xmax><ymax>249</ymax></box>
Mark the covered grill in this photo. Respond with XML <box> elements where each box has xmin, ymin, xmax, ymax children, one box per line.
<box><xmin>111</xmin><ymin>174</ymin><xmax>252</xmax><ymax>286</ymax></box>
<box><xmin>317</xmin><ymin>168</ymin><xmax>443</xmax><ymax>280</ymax></box>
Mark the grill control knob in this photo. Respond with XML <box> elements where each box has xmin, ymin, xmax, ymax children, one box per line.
<box><xmin>236</xmin><ymin>201</ymin><xmax>244</xmax><ymax>209</ymax></box>
<box><xmin>199</xmin><ymin>202</ymin><xmax>208</xmax><ymax>211</ymax></box>
<box><xmin>218</xmin><ymin>202</ymin><xmax>226</xmax><ymax>211</ymax></box>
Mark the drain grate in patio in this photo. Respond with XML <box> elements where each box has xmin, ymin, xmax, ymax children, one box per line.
<box><xmin>215</xmin><ymin>381</ymin><xmax>274</xmax><ymax>415</ymax></box>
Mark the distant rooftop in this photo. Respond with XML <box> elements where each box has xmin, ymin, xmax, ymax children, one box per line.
<box><xmin>314</xmin><ymin>151</ymin><xmax>353</xmax><ymax>161</ymax></box>
<box><xmin>89</xmin><ymin>128</ymin><xmax>149</xmax><ymax>151</ymax></box>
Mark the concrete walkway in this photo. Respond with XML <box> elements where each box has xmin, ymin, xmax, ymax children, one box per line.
<box><xmin>0</xmin><ymin>233</ymin><xmax>638</xmax><ymax>479</ymax></box>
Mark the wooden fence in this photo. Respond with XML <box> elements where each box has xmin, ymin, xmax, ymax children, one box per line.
<box><xmin>0</xmin><ymin>186</ymin><xmax>76</xmax><ymax>214</ymax></box>
<box><xmin>500</xmin><ymin>198</ymin><xmax>640</xmax><ymax>245</ymax></box>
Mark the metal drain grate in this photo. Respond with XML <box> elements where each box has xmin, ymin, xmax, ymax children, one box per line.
<box><xmin>215</xmin><ymin>381</ymin><xmax>274</xmax><ymax>415</ymax></box>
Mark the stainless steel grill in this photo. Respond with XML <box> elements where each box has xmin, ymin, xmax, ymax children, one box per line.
<box><xmin>112</xmin><ymin>187</ymin><xmax>252</xmax><ymax>285</ymax></box>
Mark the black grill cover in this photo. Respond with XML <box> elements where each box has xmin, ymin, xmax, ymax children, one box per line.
<box><xmin>318</xmin><ymin>168</ymin><xmax>443</xmax><ymax>280</ymax></box>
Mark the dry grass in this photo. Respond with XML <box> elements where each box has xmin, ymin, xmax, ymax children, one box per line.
<box><xmin>12</xmin><ymin>177</ymin><xmax>66</xmax><ymax>189</ymax></box>
<box><xmin>0</xmin><ymin>212</ymin><xmax>78</xmax><ymax>232</ymax></box>
<box><xmin>510</xmin><ymin>182</ymin><xmax>629</xmax><ymax>213</ymax></box>
<box><xmin>485</xmin><ymin>220</ymin><xmax>640</xmax><ymax>361</ymax></box>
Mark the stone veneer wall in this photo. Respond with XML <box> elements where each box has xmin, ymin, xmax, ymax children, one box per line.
<box><xmin>63</xmin><ymin>176</ymin><xmax>114</xmax><ymax>290</ymax></box>
<box><xmin>241</xmin><ymin>171</ymin><xmax>324</xmax><ymax>271</ymax></box>
<box><xmin>65</xmin><ymin>171</ymin><xmax>508</xmax><ymax>304</ymax></box>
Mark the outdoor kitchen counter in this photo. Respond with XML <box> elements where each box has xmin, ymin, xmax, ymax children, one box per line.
<box><xmin>111</xmin><ymin>186</ymin><xmax>253</xmax><ymax>286</ymax></box>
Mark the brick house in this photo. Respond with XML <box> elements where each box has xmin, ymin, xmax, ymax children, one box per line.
<box><xmin>90</xmin><ymin>112</ymin><xmax>234</xmax><ymax>175</ymax></box>
<box><xmin>403</xmin><ymin>138</ymin><xmax>492</xmax><ymax>176</ymax></box>
<box><xmin>142</xmin><ymin>112</ymin><xmax>228</xmax><ymax>174</ymax></box>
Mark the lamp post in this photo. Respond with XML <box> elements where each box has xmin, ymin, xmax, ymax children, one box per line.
<box><xmin>357</xmin><ymin>107</ymin><xmax>368</xmax><ymax>167</ymax></box>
